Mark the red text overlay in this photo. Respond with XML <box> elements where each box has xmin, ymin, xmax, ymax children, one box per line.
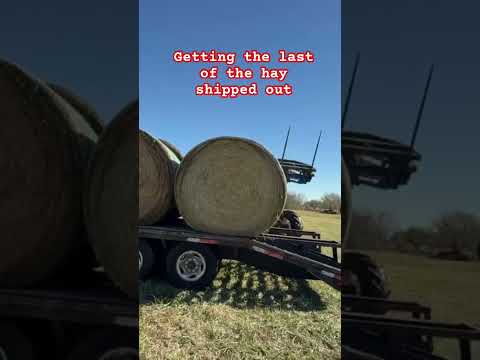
<box><xmin>172</xmin><ymin>49</ymin><xmax>315</xmax><ymax>99</ymax></box>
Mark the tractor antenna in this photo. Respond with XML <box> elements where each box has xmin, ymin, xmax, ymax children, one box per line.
<box><xmin>410</xmin><ymin>64</ymin><xmax>434</xmax><ymax>149</ymax></box>
<box><xmin>311</xmin><ymin>130</ymin><xmax>322</xmax><ymax>166</ymax></box>
<box><xmin>281</xmin><ymin>126</ymin><xmax>291</xmax><ymax>159</ymax></box>
<box><xmin>342</xmin><ymin>52</ymin><xmax>360</xmax><ymax>129</ymax></box>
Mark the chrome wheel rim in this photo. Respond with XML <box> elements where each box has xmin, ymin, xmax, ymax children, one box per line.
<box><xmin>176</xmin><ymin>250</ymin><xmax>206</xmax><ymax>282</ymax></box>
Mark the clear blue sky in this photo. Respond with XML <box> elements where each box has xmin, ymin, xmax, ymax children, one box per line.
<box><xmin>140</xmin><ymin>0</ymin><xmax>340</xmax><ymax>199</ymax></box>
<box><xmin>343</xmin><ymin>1</ymin><xmax>480</xmax><ymax>228</ymax></box>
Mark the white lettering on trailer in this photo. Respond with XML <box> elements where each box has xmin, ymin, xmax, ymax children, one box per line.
<box><xmin>252</xmin><ymin>246</ymin><xmax>283</xmax><ymax>260</ymax></box>
<box><xmin>186</xmin><ymin>237</ymin><xmax>218</xmax><ymax>245</ymax></box>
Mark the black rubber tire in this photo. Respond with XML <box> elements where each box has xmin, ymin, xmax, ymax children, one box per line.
<box><xmin>272</xmin><ymin>216</ymin><xmax>290</xmax><ymax>229</ymax></box>
<box><xmin>0</xmin><ymin>322</ymin><xmax>35</xmax><ymax>360</ymax></box>
<box><xmin>139</xmin><ymin>239</ymin><xmax>154</xmax><ymax>280</ymax></box>
<box><xmin>165</xmin><ymin>243</ymin><xmax>218</xmax><ymax>290</ymax></box>
<box><xmin>283</xmin><ymin>210</ymin><xmax>304</xmax><ymax>230</ymax></box>
<box><xmin>67</xmin><ymin>328</ymin><xmax>138</xmax><ymax>360</ymax></box>
<box><xmin>342</xmin><ymin>252</ymin><xmax>389</xmax><ymax>299</ymax></box>
<box><xmin>272</xmin><ymin>210</ymin><xmax>304</xmax><ymax>236</ymax></box>
<box><xmin>341</xmin><ymin>157</ymin><xmax>352</xmax><ymax>245</ymax></box>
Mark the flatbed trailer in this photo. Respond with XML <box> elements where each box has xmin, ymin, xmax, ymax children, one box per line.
<box><xmin>0</xmin><ymin>271</ymin><xmax>137</xmax><ymax>359</ymax></box>
<box><xmin>138</xmin><ymin>225</ymin><xmax>341</xmax><ymax>291</ymax></box>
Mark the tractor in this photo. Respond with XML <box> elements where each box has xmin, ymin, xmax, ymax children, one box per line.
<box><xmin>270</xmin><ymin>127</ymin><xmax>321</xmax><ymax>237</ymax></box>
<box><xmin>341</xmin><ymin>54</ymin><xmax>432</xmax><ymax>300</ymax></box>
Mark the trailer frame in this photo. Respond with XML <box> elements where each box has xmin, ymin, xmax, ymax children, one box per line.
<box><xmin>342</xmin><ymin>295</ymin><xmax>480</xmax><ymax>360</ymax></box>
<box><xmin>138</xmin><ymin>225</ymin><xmax>341</xmax><ymax>290</ymax></box>
<box><xmin>0</xmin><ymin>272</ymin><xmax>137</xmax><ymax>359</ymax></box>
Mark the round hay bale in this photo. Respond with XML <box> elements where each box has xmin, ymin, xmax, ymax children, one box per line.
<box><xmin>48</xmin><ymin>83</ymin><xmax>104</xmax><ymax>135</ymax></box>
<box><xmin>84</xmin><ymin>100</ymin><xmax>138</xmax><ymax>298</ymax></box>
<box><xmin>139</xmin><ymin>131</ymin><xmax>180</xmax><ymax>225</ymax></box>
<box><xmin>0</xmin><ymin>59</ymin><xmax>98</xmax><ymax>286</ymax></box>
<box><xmin>158</xmin><ymin>138</ymin><xmax>183</xmax><ymax>160</ymax></box>
<box><xmin>175</xmin><ymin>137</ymin><xmax>287</xmax><ymax>236</ymax></box>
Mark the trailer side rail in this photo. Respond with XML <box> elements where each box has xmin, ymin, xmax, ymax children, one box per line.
<box><xmin>343</xmin><ymin>296</ymin><xmax>480</xmax><ymax>360</ymax></box>
<box><xmin>0</xmin><ymin>288</ymin><xmax>137</xmax><ymax>327</ymax></box>
<box><xmin>138</xmin><ymin>226</ymin><xmax>341</xmax><ymax>290</ymax></box>
<box><xmin>267</xmin><ymin>227</ymin><xmax>321</xmax><ymax>239</ymax></box>
<box><xmin>343</xmin><ymin>312</ymin><xmax>480</xmax><ymax>360</ymax></box>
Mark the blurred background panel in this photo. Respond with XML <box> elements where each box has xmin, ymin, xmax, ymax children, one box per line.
<box><xmin>1</xmin><ymin>0</ymin><xmax>138</xmax><ymax>123</ymax></box>
<box><xmin>342</xmin><ymin>1</ymin><xmax>480</xmax><ymax>359</ymax></box>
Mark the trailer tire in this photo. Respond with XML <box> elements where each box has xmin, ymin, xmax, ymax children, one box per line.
<box><xmin>0</xmin><ymin>322</ymin><xmax>35</xmax><ymax>360</ymax></box>
<box><xmin>67</xmin><ymin>328</ymin><xmax>138</xmax><ymax>360</ymax></box>
<box><xmin>166</xmin><ymin>244</ymin><xmax>218</xmax><ymax>289</ymax></box>
<box><xmin>139</xmin><ymin>239</ymin><xmax>154</xmax><ymax>280</ymax></box>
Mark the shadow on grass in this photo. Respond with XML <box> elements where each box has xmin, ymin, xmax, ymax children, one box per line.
<box><xmin>140</xmin><ymin>260</ymin><xmax>327</xmax><ymax>312</ymax></box>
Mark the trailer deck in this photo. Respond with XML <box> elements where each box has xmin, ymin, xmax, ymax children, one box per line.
<box><xmin>0</xmin><ymin>270</ymin><xmax>137</xmax><ymax>358</ymax></box>
<box><xmin>0</xmin><ymin>285</ymin><xmax>136</xmax><ymax>327</ymax></box>
<box><xmin>138</xmin><ymin>225</ymin><xmax>341</xmax><ymax>290</ymax></box>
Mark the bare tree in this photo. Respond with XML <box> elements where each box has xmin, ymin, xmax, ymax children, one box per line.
<box><xmin>319</xmin><ymin>193</ymin><xmax>341</xmax><ymax>212</ymax></box>
<box><xmin>346</xmin><ymin>209</ymin><xmax>397</xmax><ymax>249</ymax></box>
<box><xmin>285</xmin><ymin>191</ymin><xmax>307</xmax><ymax>210</ymax></box>
<box><xmin>391</xmin><ymin>226</ymin><xmax>434</xmax><ymax>254</ymax></box>
<box><xmin>432</xmin><ymin>211</ymin><xmax>480</xmax><ymax>255</ymax></box>
<box><xmin>304</xmin><ymin>199</ymin><xmax>321</xmax><ymax>210</ymax></box>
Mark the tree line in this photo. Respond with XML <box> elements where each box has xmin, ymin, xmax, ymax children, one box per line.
<box><xmin>285</xmin><ymin>191</ymin><xmax>341</xmax><ymax>213</ymax></box>
<box><xmin>346</xmin><ymin>210</ymin><xmax>480</xmax><ymax>260</ymax></box>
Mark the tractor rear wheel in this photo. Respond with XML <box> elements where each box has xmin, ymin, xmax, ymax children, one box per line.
<box><xmin>273</xmin><ymin>210</ymin><xmax>304</xmax><ymax>237</ymax></box>
<box><xmin>342</xmin><ymin>252</ymin><xmax>390</xmax><ymax>300</ymax></box>
<box><xmin>282</xmin><ymin>210</ymin><xmax>304</xmax><ymax>232</ymax></box>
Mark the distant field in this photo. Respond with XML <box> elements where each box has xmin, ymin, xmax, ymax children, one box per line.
<box><xmin>296</xmin><ymin>210</ymin><xmax>340</xmax><ymax>241</ymax></box>
<box><xmin>296</xmin><ymin>210</ymin><xmax>341</xmax><ymax>260</ymax></box>
<box><xmin>140</xmin><ymin>210</ymin><xmax>341</xmax><ymax>360</ymax></box>
<box><xmin>366</xmin><ymin>251</ymin><xmax>480</xmax><ymax>358</ymax></box>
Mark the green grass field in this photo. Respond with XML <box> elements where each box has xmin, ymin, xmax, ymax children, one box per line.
<box><xmin>367</xmin><ymin>251</ymin><xmax>480</xmax><ymax>358</ymax></box>
<box><xmin>296</xmin><ymin>211</ymin><xmax>340</xmax><ymax>242</ymax></box>
<box><xmin>140</xmin><ymin>211</ymin><xmax>341</xmax><ymax>360</ymax></box>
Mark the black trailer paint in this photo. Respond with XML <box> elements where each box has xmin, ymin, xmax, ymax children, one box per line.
<box><xmin>342</xmin><ymin>296</ymin><xmax>480</xmax><ymax>360</ymax></box>
<box><xmin>0</xmin><ymin>271</ymin><xmax>137</xmax><ymax>359</ymax></box>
